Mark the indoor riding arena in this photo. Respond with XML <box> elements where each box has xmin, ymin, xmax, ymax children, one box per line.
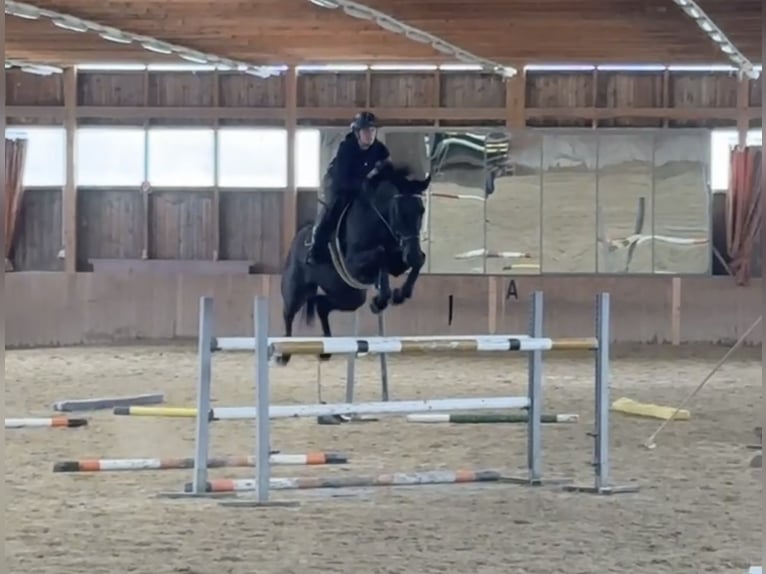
<box><xmin>4</xmin><ymin>1</ymin><xmax>763</xmax><ymax>573</ymax></box>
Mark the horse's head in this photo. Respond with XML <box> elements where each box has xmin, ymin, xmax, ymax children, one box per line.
<box><xmin>368</xmin><ymin>163</ymin><xmax>429</xmax><ymax>267</ymax></box>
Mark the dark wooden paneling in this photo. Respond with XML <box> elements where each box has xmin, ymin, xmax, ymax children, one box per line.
<box><xmin>11</xmin><ymin>188</ymin><xmax>63</xmax><ymax>271</ymax></box>
<box><xmin>5</xmin><ymin>69</ymin><xmax>64</xmax><ymax>106</ymax></box>
<box><xmin>77</xmin><ymin>188</ymin><xmax>144</xmax><ymax>260</ymax></box>
<box><xmin>148</xmin><ymin>72</ymin><xmax>214</xmax><ymax>106</ymax></box>
<box><xmin>218</xmin><ymin>73</ymin><xmax>285</xmax><ymax>107</ymax></box>
<box><xmin>668</xmin><ymin>72</ymin><xmax>739</xmax><ymax>107</ymax></box>
<box><xmin>369</xmin><ymin>73</ymin><xmax>436</xmax><ymax>107</ymax></box>
<box><xmin>297</xmin><ymin>73</ymin><xmax>367</xmax><ymax>108</ymax></box>
<box><xmin>148</xmin><ymin>189</ymin><xmax>215</xmax><ymax>259</ymax></box>
<box><xmin>749</xmin><ymin>78</ymin><xmax>762</xmax><ymax>107</ymax></box>
<box><xmin>78</xmin><ymin>72</ymin><xmax>146</xmax><ymax>106</ymax></box>
<box><xmin>525</xmin><ymin>71</ymin><xmax>593</xmax><ymax>127</ymax></box>
<box><xmin>440</xmin><ymin>73</ymin><xmax>505</xmax><ymax>108</ymax></box>
<box><xmin>596</xmin><ymin>72</ymin><xmax>663</xmax><ymax>127</ymax></box>
<box><xmin>218</xmin><ymin>190</ymin><xmax>283</xmax><ymax>271</ymax></box>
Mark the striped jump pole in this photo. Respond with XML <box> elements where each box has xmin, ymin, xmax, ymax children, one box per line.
<box><xmin>186</xmin><ymin>469</ymin><xmax>503</xmax><ymax>495</ymax></box>
<box><xmin>406</xmin><ymin>413</ymin><xmax>579</xmax><ymax>424</ymax></box>
<box><xmin>53</xmin><ymin>452</ymin><xmax>348</xmax><ymax>472</ymax></box>
<box><xmin>6</xmin><ymin>417</ymin><xmax>88</xmax><ymax>429</ymax></box>
<box><xmin>268</xmin><ymin>336</ymin><xmax>598</xmax><ymax>357</ymax></box>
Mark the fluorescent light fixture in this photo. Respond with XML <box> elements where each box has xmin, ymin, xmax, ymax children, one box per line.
<box><xmin>6</xmin><ymin>4</ymin><xmax>39</xmax><ymax>19</ymax></box>
<box><xmin>370</xmin><ymin>64</ymin><xmax>438</xmax><ymax>71</ymax></box>
<box><xmin>99</xmin><ymin>29</ymin><xmax>132</xmax><ymax>44</ymax></box>
<box><xmin>141</xmin><ymin>41</ymin><xmax>174</xmax><ymax>55</ymax></box>
<box><xmin>52</xmin><ymin>17</ymin><xmax>88</xmax><ymax>32</ymax></box>
<box><xmin>439</xmin><ymin>64</ymin><xmax>483</xmax><ymax>71</ymax></box>
<box><xmin>309</xmin><ymin>0</ymin><xmax>339</xmax><ymax>7</ymax></box>
<box><xmin>177</xmin><ymin>51</ymin><xmax>209</xmax><ymax>64</ymax></box>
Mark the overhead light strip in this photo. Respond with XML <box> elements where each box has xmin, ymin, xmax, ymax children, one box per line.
<box><xmin>305</xmin><ymin>0</ymin><xmax>516</xmax><ymax>78</ymax></box>
<box><xmin>5</xmin><ymin>0</ymin><xmax>284</xmax><ymax>78</ymax></box>
<box><xmin>671</xmin><ymin>0</ymin><xmax>759</xmax><ymax>79</ymax></box>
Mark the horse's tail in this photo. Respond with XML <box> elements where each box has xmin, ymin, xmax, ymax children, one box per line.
<box><xmin>303</xmin><ymin>295</ymin><xmax>316</xmax><ymax>326</ymax></box>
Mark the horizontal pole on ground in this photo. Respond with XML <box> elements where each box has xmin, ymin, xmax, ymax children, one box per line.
<box><xmin>184</xmin><ymin>469</ymin><xmax>504</xmax><ymax>493</ymax></box>
<box><xmin>52</xmin><ymin>393</ymin><xmax>164</xmax><ymax>412</ymax></box>
<box><xmin>53</xmin><ymin>452</ymin><xmax>348</xmax><ymax>472</ymax></box>
<box><xmin>6</xmin><ymin>417</ymin><xmax>88</xmax><ymax>428</ymax></box>
<box><xmin>406</xmin><ymin>413</ymin><xmax>579</xmax><ymax>424</ymax></box>
<box><xmin>269</xmin><ymin>337</ymin><xmax>598</xmax><ymax>356</ymax></box>
<box><xmin>113</xmin><ymin>406</ymin><xmax>197</xmax><ymax>417</ymax></box>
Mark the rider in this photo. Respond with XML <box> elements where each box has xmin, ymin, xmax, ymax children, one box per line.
<box><xmin>306</xmin><ymin>110</ymin><xmax>391</xmax><ymax>264</ymax></box>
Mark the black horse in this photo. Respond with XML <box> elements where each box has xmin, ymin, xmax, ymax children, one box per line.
<box><xmin>278</xmin><ymin>163</ymin><xmax>430</xmax><ymax>365</ymax></box>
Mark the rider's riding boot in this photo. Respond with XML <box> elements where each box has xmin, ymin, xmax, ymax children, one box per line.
<box><xmin>305</xmin><ymin>210</ymin><xmax>331</xmax><ymax>264</ymax></box>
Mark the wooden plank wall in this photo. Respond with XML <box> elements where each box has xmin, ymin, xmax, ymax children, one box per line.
<box><xmin>5</xmin><ymin>67</ymin><xmax>761</xmax><ymax>272</ymax></box>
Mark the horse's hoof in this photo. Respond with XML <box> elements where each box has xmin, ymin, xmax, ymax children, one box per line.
<box><xmin>392</xmin><ymin>289</ymin><xmax>406</xmax><ymax>305</ymax></box>
<box><xmin>275</xmin><ymin>354</ymin><xmax>291</xmax><ymax>366</ymax></box>
<box><xmin>369</xmin><ymin>299</ymin><xmax>387</xmax><ymax>314</ymax></box>
<box><xmin>319</xmin><ymin>353</ymin><xmax>332</xmax><ymax>362</ymax></box>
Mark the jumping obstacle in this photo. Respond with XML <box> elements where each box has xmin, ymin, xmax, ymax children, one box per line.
<box><xmin>157</xmin><ymin>291</ymin><xmax>639</xmax><ymax>505</ymax></box>
<box><xmin>53</xmin><ymin>392</ymin><xmax>165</xmax><ymax>412</ymax></box>
<box><xmin>53</xmin><ymin>452</ymin><xmax>348</xmax><ymax>472</ymax></box>
<box><xmin>406</xmin><ymin>413</ymin><xmax>579</xmax><ymax>424</ymax></box>
<box><xmin>6</xmin><ymin>417</ymin><xmax>88</xmax><ymax>429</ymax></box>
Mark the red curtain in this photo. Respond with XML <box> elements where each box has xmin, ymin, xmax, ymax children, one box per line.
<box><xmin>5</xmin><ymin>137</ymin><xmax>28</xmax><ymax>271</ymax></box>
<box><xmin>725</xmin><ymin>145</ymin><xmax>762</xmax><ymax>285</ymax></box>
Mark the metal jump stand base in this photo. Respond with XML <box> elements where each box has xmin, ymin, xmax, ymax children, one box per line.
<box><xmin>561</xmin><ymin>483</ymin><xmax>640</xmax><ymax>495</ymax></box>
<box><xmin>502</xmin><ymin>475</ymin><xmax>574</xmax><ymax>488</ymax></box>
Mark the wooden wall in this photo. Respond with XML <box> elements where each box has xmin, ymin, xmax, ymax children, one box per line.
<box><xmin>5</xmin><ymin>68</ymin><xmax>760</xmax><ymax>273</ymax></box>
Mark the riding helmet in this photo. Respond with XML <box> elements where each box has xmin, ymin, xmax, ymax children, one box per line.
<box><xmin>351</xmin><ymin>111</ymin><xmax>378</xmax><ymax>131</ymax></box>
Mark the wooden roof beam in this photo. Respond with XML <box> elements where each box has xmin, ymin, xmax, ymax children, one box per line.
<box><xmin>4</xmin><ymin>0</ymin><xmax>285</xmax><ymax>77</ymax></box>
<box><xmin>304</xmin><ymin>0</ymin><xmax>517</xmax><ymax>77</ymax></box>
<box><xmin>669</xmin><ymin>0</ymin><xmax>759</xmax><ymax>78</ymax></box>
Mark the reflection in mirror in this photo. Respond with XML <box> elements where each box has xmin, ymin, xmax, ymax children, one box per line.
<box><xmin>484</xmin><ymin>130</ymin><xmax>541</xmax><ymax>275</ymax></box>
<box><xmin>541</xmin><ymin>131</ymin><xmax>597</xmax><ymax>272</ymax></box>
<box><xmin>421</xmin><ymin>130</ymin><xmax>488</xmax><ymax>273</ymax></box>
<box><xmin>596</xmin><ymin>132</ymin><xmax>654</xmax><ymax>273</ymax></box>
<box><xmin>652</xmin><ymin>131</ymin><xmax>711</xmax><ymax>274</ymax></box>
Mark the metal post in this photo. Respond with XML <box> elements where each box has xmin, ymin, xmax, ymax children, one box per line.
<box><xmin>344</xmin><ymin>312</ymin><xmax>358</xmax><ymax>403</ymax></box>
<box><xmin>191</xmin><ymin>297</ymin><xmax>214</xmax><ymax>494</ymax></box>
<box><xmin>593</xmin><ymin>291</ymin><xmax>609</xmax><ymax>490</ymax></box>
<box><xmin>378</xmin><ymin>312</ymin><xmax>389</xmax><ymax>401</ymax></box>
<box><xmin>563</xmin><ymin>292</ymin><xmax>640</xmax><ymax>495</ymax></box>
<box><xmin>253</xmin><ymin>295</ymin><xmax>271</xmax><ymax>503</ymax></box>
<box><xmin>527</xmin><ymin>290</ymin><xmax>543</xmax><ymax>483</ymax></box>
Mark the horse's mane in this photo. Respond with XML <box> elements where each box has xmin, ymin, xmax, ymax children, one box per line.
<box><xmin>364</xmin><ymin>162</ymin><xmax>416</xmax><ymax>196</ymax></box>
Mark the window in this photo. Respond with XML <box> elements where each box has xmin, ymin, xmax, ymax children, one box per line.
<box><xmin>5</xmin><ymin>126</ymin><xmax>65</xmax><ymax>186</ymax></box>
<box><xmin>218</xmin><ymin>128</ymin><xmax>287</xmax><ymax>188</ymax></box>
<box><xmin>710</xmin><ymin>129</ymin><xmax>762</xmax><ymax>190</ymax></box>
<box><xmin>147</xmin><ymin>128</ymin><xmax>215</xmax><ymax>187</ymax></box>
<box><xmin>76</xmin><ymin>127</ymin><xmax>146</xmax><ymax>186</ymax></box>
<box><xmin>296</xmin><ymin>128</ymin><xmax>321</xmax><ymax>188</ymax></box>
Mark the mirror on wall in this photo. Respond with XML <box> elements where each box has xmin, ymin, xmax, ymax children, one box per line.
<box><xmin>417</xmin><ymin>130</ymin><xmax>488</xmax><ymax>273</ymax></box>
<box><xmin>483</xmin><ymin>130</ymin><xmax>542</xmax><ymax>275</ymax></box>
<box><xmin>652</xmin><ymin>131</ymin><xmax>711</xmax><ymax>274</ymax></box>
<box><xmin>540</xmin><ymin>131</ymin><xmax>597</xmax><ymax>273</ymax></box>
<box><xmin>596</xmin><ymin>132</ymin><xmax>654</xmax><ymax>273</ymax></box>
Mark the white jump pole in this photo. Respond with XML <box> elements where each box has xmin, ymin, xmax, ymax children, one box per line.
<box><xmin>190</xmin><ymin>297</ymin><xmax>214</xmax><ymax>494</ymax></box>
<box><xmin>378</xmin><ymin>312</ymin><xmax>389</xmax><ymax>401</ymax></box>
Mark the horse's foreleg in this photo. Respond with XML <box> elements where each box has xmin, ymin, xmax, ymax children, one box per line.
<box><xmin>370</xmin><ymin>269</ymin><xmax>391</xmax><ymax>314</ymax></box>
<box><xmin>315</xmin><ymin>296</ymin><xmax>334</xmax><ymax>361</ymax></box>
<box><xmin>392</xmin><ymin>251</ymin><xmax>425</xmax><ymax>305</ymax></box>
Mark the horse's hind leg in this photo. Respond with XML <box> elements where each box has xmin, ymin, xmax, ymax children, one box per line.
<box><xmin>315</xmin><ymin>295</ymin><xmax>334</xmax><ymax>362</ymax></box>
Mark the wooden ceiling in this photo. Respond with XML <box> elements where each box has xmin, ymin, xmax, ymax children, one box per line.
<box><xmin>5</xmin><ymin>0</ymin><xmax>762</xmax><ymax>67</ymax></box>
